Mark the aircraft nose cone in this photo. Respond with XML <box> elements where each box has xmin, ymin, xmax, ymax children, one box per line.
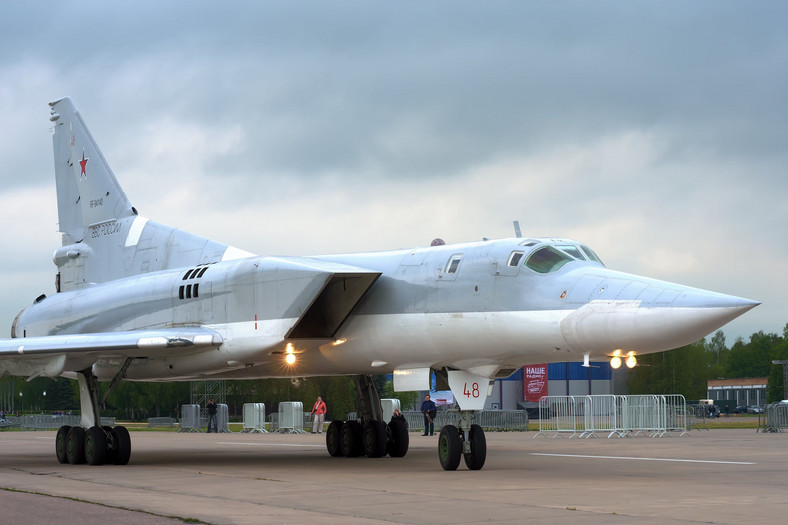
<box><xmin>560</xmin><ymin>276</ymin><xmax>759</xmax><ymax>355</ymax></box>
<box><xmin>672</xmin><ymin>287</ymin><xmax>760</xmax><ymax>311</ymax></box>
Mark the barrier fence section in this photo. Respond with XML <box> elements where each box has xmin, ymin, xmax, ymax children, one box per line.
<box><xmin>686</xmin><ymin>404</ymin><xmax>712</xmax><ymax>430</ymax></box>
<box><xmin>179</xmin><ymin>404</ymin><xmax>201</xmax><ymax>432</ymax></box>
<box><xmin>10</xmin><ymin>414</ymin><xmax>115</xmax><ymax>430</ymax></box>
<box><xmin>216</xmin><ymin>403</ymin><xmax>231</xmax><ymax>433</ymax></box>
<box><xmin>469</xmin><ymin>409</ymin><xmax>528</xmax><ymax>431</ymax></box>
<box><xmin>242</xmin><ymin>403</ymin><xmax>267</xmax><ymax>433</ymax></box>
<box><xmin>535</xmin><ymin>394</ymin><xmax>688</xmax><ymax>438</ymax></box>
<box><xmin>147</xmin><ymin>417</ymin><xmax>176</xmax><ymax>428</ymax></box>
<box><xmin>583</xmin><ymin>395</ymin><xmax>621</xmax><ymax>438</ymax></box>
<box><xmin>535</xmin><ymin>396</ymin><xmax>583</xmax><ymax>437</ymax></box>
<box><xmin>761</xmin><ymin>403</ymin><xmax>788</xmax><ymax>433</ymax></box>
<box><xmin>348</xmin><ymin>410</ymin><xmax>528</xmax><ymax>432</ymax></box>
<box><xmin>276</xmin><ymin>402</ymin><xmax>306</xmax><ymax>433</ymax></box>
<box><xmin>664</xmin><ymin>395</ymin><xmax>689</xmax><ymax>434</ymax></box>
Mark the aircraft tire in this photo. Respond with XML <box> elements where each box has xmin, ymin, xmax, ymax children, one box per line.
<box><xmin>85</xmin><ymin>426</ymin><xmax>108</xmax><ymax>465</ymax></box>
<box><xmin>112</xmin><ymin>426</ymin><xmax>132</xmax><ymax>465</ymax></box>
<box><xmin>386</xmin><ymin>419</ymin><xmax>409</xmax><ymax>458</ymax></box>
<box><xmin>56</xmin><ymin>425</ymin><xmax>71</xmax><ymax>464</ymax></box>
<box><xmin>438</xmin><ymin>424</ymin><xmax>462</xmax><ymax>471</ymax></box>
<box><xmin>362</xmin><ymin>421</ymin><xmax>387</xmax><ymax>458</ymax></box>
<box><xmin>326</xmin><ymin>420</ymin><xmax>344</xmax><ymax>457</ymax></box>
<box><xmin>340</xmin><ymin>420</ymin><xmax>363</xmax><ymax>457</ymax></box>
<box><xmin>462</xmin><ymin>424</ymin><xmax>486</xmax><ymax>470</ymax></box>
<box><xmin>66</xmin><ymin>426</ymin><xmax>86</xmax><ymax>465</ymax></box>
<box><xmin>102</xmin><ymin>426</ymin><xmax>117</xmax><ymax>464</ymax></box>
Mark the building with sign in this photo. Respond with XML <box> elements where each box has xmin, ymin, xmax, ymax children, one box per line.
<box><xmin>707</xmin><ymin>377</ymin><xmax>767</xmax><ymax>407</ymax></box>
<box><xmin>484</xmin><ymin>362</ymin><xmax>616</xmax><ymax>410</ymax></box>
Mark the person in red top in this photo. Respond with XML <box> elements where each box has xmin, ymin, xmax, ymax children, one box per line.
<box><xmin>311</xmin><ymin>396</ymin><xmax>327</xmax><ymax>434</ymax></box>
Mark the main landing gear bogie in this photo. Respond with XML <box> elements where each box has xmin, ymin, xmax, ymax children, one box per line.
<box><xmin>326</xmin><ymin>374</ymin><xmax>410</xmax><ymax>460</ymax></box>
<box><xmin>326</xmin><ymin>418</ymin><xmax>409</xmax><ymax>459</ymax></box>
<box><xmin>56</xmin><ymin>424</ymin><xmax>131</xmax><ymax>466</ymax></box>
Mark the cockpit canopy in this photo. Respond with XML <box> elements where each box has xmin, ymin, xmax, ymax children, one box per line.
<box><xmin>522</xmin><ymin>240</ymin><xmax>603</xmax><ymax>274</ymax></box>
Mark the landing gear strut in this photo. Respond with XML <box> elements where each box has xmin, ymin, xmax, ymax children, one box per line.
<box><xmin>324</xmin><ymin>374</ymin><xmax>409</xmax><ymax>459</ymax></box>
<box><xmin>55</xmin><ymin>367</ymin><xmax>132</xmax><ymax>466</ymax></box>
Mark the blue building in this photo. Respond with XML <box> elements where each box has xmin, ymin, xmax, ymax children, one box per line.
<box><xmin>485</xmin><ymin>362</ymin><xmax>616</xmax><ymax>410</ymax></box>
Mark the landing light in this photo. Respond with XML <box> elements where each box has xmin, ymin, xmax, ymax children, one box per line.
<box><xmin>610</xmin><ymin>356</ymin><xmax>622</xmax><ymax>369</ymax></box>
<box><xmin>332</xmin><ymin>338</ymin><xmax>347</xmax><ymax>346</ymax></box>
<box><xmin>625</xmin><ymin>353</ymin><xmax>637</xmax><ymax>369</ymax></box>
<box><xmin>284</xmin><ymin>342</ymin><xmax>297</xmax><ymax>366</ymax></box>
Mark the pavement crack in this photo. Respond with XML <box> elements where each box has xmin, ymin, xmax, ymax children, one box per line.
<box><xmin>0</xmin><ymin>487</ymin><xmax>213</xmax><ymax>524</ymax></box>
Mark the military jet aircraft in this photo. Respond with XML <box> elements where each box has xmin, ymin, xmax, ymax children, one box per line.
<box><xmin>0</xmin><ymin>97</ymin><xmax>758</xmax><ymax>470</ymax></box>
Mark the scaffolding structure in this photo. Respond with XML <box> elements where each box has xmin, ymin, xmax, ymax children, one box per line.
<box><xmin>190</xmin><ymin>380</ymin><xmax>226</xmax><ymax>413</ymax></box>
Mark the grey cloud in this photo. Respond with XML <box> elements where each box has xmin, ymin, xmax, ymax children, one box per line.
<box><xmin>0</xmin><ymin>1</ymin><xmax>785</xmax><ymax>339</ymax></box>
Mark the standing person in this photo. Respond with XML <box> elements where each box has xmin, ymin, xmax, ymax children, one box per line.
<box><xmin>311</xmin><ymin>396</ymin><xmax>327</xmax><ymax>434</ymax></box>
<box><xmin>421</xmin><ymin>394</ymin><xmax>437</xmax><ymax>436</ymax></box>
<box><xmin>206</xmin><ymin>398</ymin><xmax>217</xmax><ymax>433</ymax></box>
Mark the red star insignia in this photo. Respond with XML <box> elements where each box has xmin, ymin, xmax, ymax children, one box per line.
<box><xmin>79</xmin><ymin>150</ymin><xmax>89</xmax><ymax>178</ymax></box>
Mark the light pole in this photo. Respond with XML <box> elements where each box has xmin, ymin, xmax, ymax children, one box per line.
<box><xmin>19</xmin><ymin>392</ymin><xmax>23</xmax><ymax>414</ymax></box>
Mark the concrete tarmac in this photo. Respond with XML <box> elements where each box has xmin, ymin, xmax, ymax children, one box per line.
<box><xmin>1</xmin><ymin>428</ymin><xmax>786</xmax><ymax>524</ymax></box>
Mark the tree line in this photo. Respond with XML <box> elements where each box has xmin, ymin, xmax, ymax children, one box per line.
<box><xmin>627</xmin><ymin>324</ymin><xmax>788</xmax><ymax>402</ymax></box>
<box><xmin>0</xmin><ymin>373</ymin><xmax>419</xmax><ymax>421</ymax></box>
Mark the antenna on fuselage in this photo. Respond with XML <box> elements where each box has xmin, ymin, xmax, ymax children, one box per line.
<box><xmin>513</xmin><ymin>220</ymin><xmax>522</xmax><ymax>238</ymax></box>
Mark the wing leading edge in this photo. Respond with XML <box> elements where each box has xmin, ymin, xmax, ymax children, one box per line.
<box><xmin>0</xmin><ymin>327</ymin><xmax>222</xmax><ymax>378</ymax></box>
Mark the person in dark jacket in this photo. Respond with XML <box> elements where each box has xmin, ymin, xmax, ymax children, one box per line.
<box><xmin>420</xmin><ymin>394</ymin><xmax>437</xmax><ymax>436</ymax></box>
<box><xmin>206</xmin><ymin>398</ymin><xmax>218</xmax><ymax>433</ymax></box>
<box><xmin>391</xmin><ymin>408</ymin><xmax>408</xmax><ymax>428</ymax></box>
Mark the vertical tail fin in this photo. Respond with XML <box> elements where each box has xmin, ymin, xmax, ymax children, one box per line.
<box><xmin>49</xmin><ymin>97</ymin><xmax>135</xmax><ymax>245</ymax></box>
<box><xmin>47</xmin><ymin>97</ymin><xmax>246</xmax><ymax>291</ymax></box>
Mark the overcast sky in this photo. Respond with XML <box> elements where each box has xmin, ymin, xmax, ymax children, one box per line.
<box><xmin>1</xmin><ymin>1</ymin><xmax>785</xmax><ymax>344</ymax></box>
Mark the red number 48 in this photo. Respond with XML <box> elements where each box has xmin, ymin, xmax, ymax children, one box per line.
<box><xmin>463</xmin><ymin>382</ymin><xmax>480</xmax><ymax>398</ymax></box>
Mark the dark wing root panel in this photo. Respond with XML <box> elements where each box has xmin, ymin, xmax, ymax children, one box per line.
<box><xmin>287</xmin><ymin>272</ymin><xmax>380</xmax><ymax>339</ymax></box>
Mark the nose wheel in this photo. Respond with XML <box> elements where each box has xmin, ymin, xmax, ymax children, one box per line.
<box><xmin>463</xmin><ymin>424</ymin><xmax>486</xmax><ymax>470</ymax></box>
<box><xmin>438</xmin><ymin>425</ymin><xmax>462</xmax><ymax>470</ymax></box>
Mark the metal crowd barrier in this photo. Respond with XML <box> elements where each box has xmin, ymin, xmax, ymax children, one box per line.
<box><xmin>276</xmin><ymin>402</ymin><xmax>307</xmax><ymax>433</ymax></box>
<box><xmin>583</xmin><ymin>394</ymin><xmax>622</xmax><ymax>438</ymax></box>
<box><xmin>3</xmin><ymin>415</ymin><xmax>115</xmax><ymax>430</ymax></box>
<box><xmin>534</xmin><ymin>396</ymin><xmax>584</xmax><ymax>437</ymax></box>
<box><xmin>664</xmin><ymin>394</ymin><xmax>689</xmax><ymax>434</ymax></box>
<box><xmin>534</xmin><ymin>394</ymin><xmax>688</xmax><ymax>438</ymax></box>
<box><xmin>347</xmin><ymin>409</ymin><xmax>528</xmax><ymax>432</ymax></box>
<box><xmin>761</xmin><ymin>403</ymin><xmax>788</xmax><ymax>433</ymax></box>
<box><xmin>242</xmin><ymin>403</ymin><xmax>268</xmax><ymax>433</ymax></box>
<box><xmin>215</xmin><ymin>404</ymin><xmax>231</xmax><ymax>433</ymax></box>
<box><xmin>148</xmin><ymin>417</ymin><xmax>176</xmax><ymax>428</ymax></box>
<box><xmin>179</xmin><ymin>404</ymin><xmax>201</xmax><ymax>432</ymax></box>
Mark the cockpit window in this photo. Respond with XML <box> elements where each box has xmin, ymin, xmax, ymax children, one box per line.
<box><xmin>580</xmin><ymin>244</ymin><xmax>603</xmax><ymax>264</ymax></box>
<box><xmin>445</xmin><ymin>254</ymin><xmax>463</xmax><ymax>274</ymax></box>
<box><xmin>555</xmin><ymin>244</ymin><xmax>586</xmax><ymax>260</ymax></box>
<box><xmin>507</xmin><ymin>251</ymin><xmax>525</xmax><ymax>267</ymax></box>
<box><xmin>524</xmin><ymin>246</ymin><xmax>573</xmax><ymax>274</ymax></box>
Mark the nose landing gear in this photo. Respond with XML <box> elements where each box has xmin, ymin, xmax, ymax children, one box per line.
<box><xmin>438</xmin><ymin>416</ymin><xmax>486</xmax><ymax>471</ymax></box>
